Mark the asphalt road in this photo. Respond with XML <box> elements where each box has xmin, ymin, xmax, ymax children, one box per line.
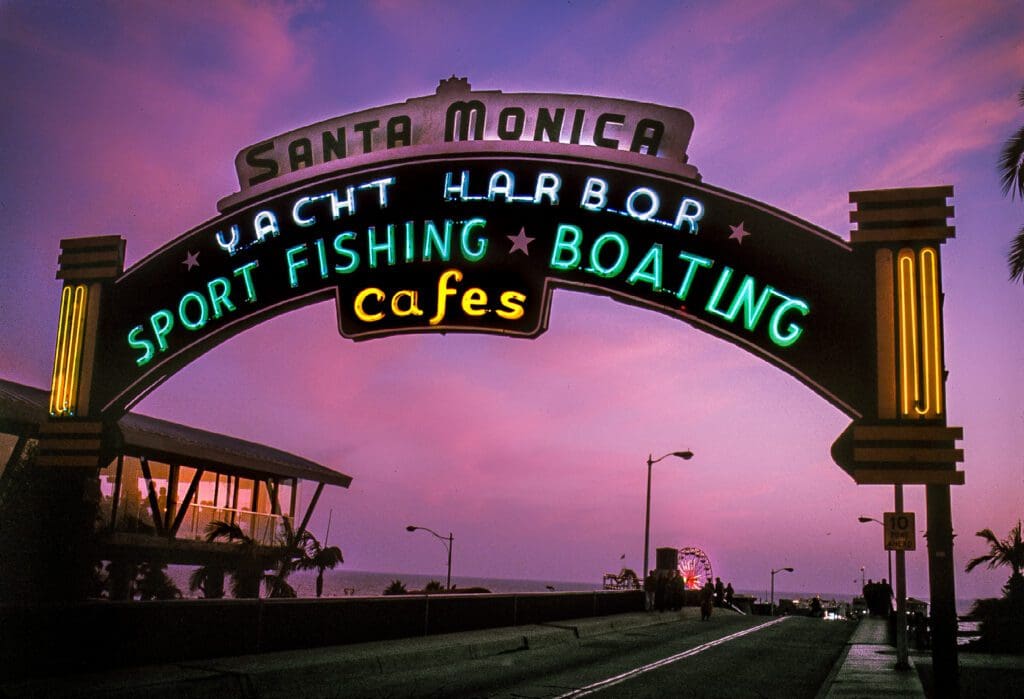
<box><xmin>341</xmin><ymin>613</ymin><xmax>856</xmax><ymax>699</ymax></box>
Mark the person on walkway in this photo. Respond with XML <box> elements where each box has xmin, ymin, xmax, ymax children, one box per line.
<box><xmin>654</xmin><ymin>573</ymin><xmax>667</xmax><ymax>612</ymax></box>
<box><xmin>880</xmin><ymin>578</ymin><xmax>894</xmax><ymax>614</ymax></box>
<box><xmin>714</xmin><ymin>577</ymin><xmax>725</xmax><ymax>607</ymax></box>
<box><xmin>724</xmin><ymin>582</ymin><xmax>734</xmax><ymax>608</ymax></box>
<box><xmin>700</xmin><ymin>580</ymin><xmax>715</xmax><ymax>621</ymax></box>
<box><xmin>643</xmin><ymin>571</ymin><xmax>655</xmax><ymax>611</ymax></box>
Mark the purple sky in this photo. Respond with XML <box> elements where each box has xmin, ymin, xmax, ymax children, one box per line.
<box><xmin>2</xmin><ymin>1</ymin><xmax>1023</xmax><ymax>603</ymax></box>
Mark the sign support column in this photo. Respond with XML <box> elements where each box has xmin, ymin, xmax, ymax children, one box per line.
<box><xmin>35</xmin><ymin>235</ymin><xmax>125</xmax><ymax>602</ymax></box>
<box><xmin>846</xmin><ymin>185</ymin><xmax>962</xmax><ymax>697</ymax></box>
<box><xmin>894</xmin><ymin>486</ymin><xmax>909</xmax><ymax>670</ymax></box>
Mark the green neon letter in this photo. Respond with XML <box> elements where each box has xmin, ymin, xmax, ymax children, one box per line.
<box><xmin>550</xmin><ymin>224</ymin><xmax>583</xmax><ymax>270</ymax></box>
<box><xmin>178</xmin><ymin>291</ymin><xmax>209</xmax><ymax>331</ymax></box>
<box><xmin>286</xmin><ymin>244</ymin><xmax>309</xmax><ymax>288</ymax></box>
<box><xmin>423</xmin><ymin>220</ymin><xmax>452</xmax><ymax>262</ymax></box>
<box><xmin>127</xmin><ymin>325</ymin><xmax>154</xmax><ymax>367</ymax></box>
<box><xmin>768</xmin><ymin>293</ymin><xmax>810</xmax><ymax>347</ymax></box>
<box><xmin>333</xmin><ymin>232</ymin><xmax>360</xmax><ymax>274</ymax></box>
<box><xmin>675</xmin><ymin>251</ymin><xmax>713</xmax><ymax>301</ymax></box>
<box><xmin>460</xmin><ymin>218</ymin><xmax>488</xmax><ymax>261</ymax></box>
<box><xmin>207</xmin><ymin>278</ymin><xmax>235</xmax><ymax>319</ymax></box>
<box><xmin>627</xmin><ymin>244</ymin><xmax>663</xmax><ymax>290</ymax></box>
<box><xmin>366</xmin><ymin>225</ymin><xmax>396</xmax><ymax>268</ymax></box>
<box><xmin>233</xmin><ymin>261</ymin><xmax>259</xmax><ymax>303</ymax></box>
<box><xmin>587</xmin><ymin>232</ymin><xmax>629</xmax><ymax>278</ymax></box>
<box><xmin>149</xmin><ymin>309</ymin><xmax>174</xmax><ymax>352</ymax></box>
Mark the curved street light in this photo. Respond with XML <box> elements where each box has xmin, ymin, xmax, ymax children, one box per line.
<box><xmin>642</xmin><ymin>450</ymin><xmax>694</xmax><ymax>584</ymax></box>
<box><xmin>858</xmin><ymin>516</ymin><xmax>893</xmax><ymax>583</ymax></box>
<box><xmin>860</xmin><ymin>513</ymin><xmax>892</xmax><ymax>585</ymax></box>
<box><xmin>770</xmin><ymin>566</ymin><xmax>794</xmax><ymax>616</ymax></box>
<box><xmin>406</xmin><ymin>525</ymin><xmax>453</xmax><ymax>590</ymax></box>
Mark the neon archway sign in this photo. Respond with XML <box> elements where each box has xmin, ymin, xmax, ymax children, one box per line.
<box><xmin>48</xmin><ymin>77</ymin><xmax>961</xmax><ymax>485</ymax></box>
<box><xmin>42</xmin><ymin>76</ymin><xmax>966</xmax><ymax>678</ymax></box>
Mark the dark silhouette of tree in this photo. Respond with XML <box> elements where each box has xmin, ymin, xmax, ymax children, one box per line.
<box><xmin>965</xmin><ymin>521</ymin><xmax>1024</xmax><ymax>652</ymax></box>
<box><xmin>298</xmin><ymin>534</ymin><xmax>343</xmax><ymax>598</ymax></box>
<box><xmin>205</xmin><ymin>520</ymin><xmax>263</xmax><ymax>598</ymax></box>
<box><xmin>188</xmin><ymin>565</ymin><xmax>226</xmax><ymax>599</ymax></box>
<box><xmin>999</xmin><ymin>86</ymin><xmax>1024</xmax><ymax>282</ymax></box>
<box><xmin>134</xmin><ymin>562</ymin><xmax>181</xmax><ymax>600</ymax></box>
<box><xmin>265</xmin><ymin>525</ymin><xmax>310</xmax><ymax>598</ymax></box>
<box><xmin>383</xmin><ymin>579</ymin><xmax>408</xmax><ymax>595</ymax></box>
<box><xmin>966</xmin><ymin>520</ymin><xmax>1024</xmax><ymax>595</ymax></box>
<box><xmin>424</xmin><ymin>580</ymin><xmax>444</xmax><ymax>593</ymax></box>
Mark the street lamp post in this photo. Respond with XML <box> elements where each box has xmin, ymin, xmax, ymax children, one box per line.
<box><xmin>770</xmin><ymin>567</ymin><xmax>794</xmax><ymax>616</ymax></box>
<box><xmin>642</xmin><ymin>450</ymin><xmax>694</xmax><ymax>584</ymax></box>
<box><xmin>858</xmin><ymin>516</ymin><xmax>893</xmax><ymax>583</ymax></box>
<box><xmin>406</xmin><ymin>525</ymin><xmax>453</xmax><ymax>590</ymax></box>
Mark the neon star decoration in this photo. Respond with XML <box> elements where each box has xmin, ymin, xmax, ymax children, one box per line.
<box><xmin>182</xmin><ymin>250</ymin><xmax>200</xmax><ymax>270</ymax></box>
<box><xmin>507</xmin><ymin>227</ymin><xmax>535</xmax><ymax>255</ymax></box>
<box><xmin>728</xmin><ymin>222</ymin><xmax>750</xmax><ymax>244</ymax></box>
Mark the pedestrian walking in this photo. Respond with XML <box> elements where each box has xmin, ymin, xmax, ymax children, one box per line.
<box><xmin>700</xmin><ymin>580</ymin><xmax>714</xmax><ymax>620</ymax></box>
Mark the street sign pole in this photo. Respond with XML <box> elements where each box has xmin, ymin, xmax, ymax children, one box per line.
<box><xmin>893</xmin><ymin>488</ymin><xmax>909</xmax><ymax>670</ymax></box>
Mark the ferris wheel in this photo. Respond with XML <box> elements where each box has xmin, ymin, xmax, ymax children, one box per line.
<box><xmin>677</xmin><ymin>547</ymin><xmax>713</xmax><ymax>590</ymax></box>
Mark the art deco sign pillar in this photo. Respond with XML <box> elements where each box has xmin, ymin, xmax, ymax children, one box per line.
<box><xmin>848</xmin><ymin>185</ymin><xmax>962</xmax><ymax>696</ymax></box>
<box><xmin>38</xmin><ymin>235</ymin><xmax>125</xmax><ymax>469</ymax></box>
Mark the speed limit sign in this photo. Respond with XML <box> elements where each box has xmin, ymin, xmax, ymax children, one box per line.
<box><xmin>884</xmin><ymin>512</ymin><xmax>916</xmax><ymax>551</ymax></box>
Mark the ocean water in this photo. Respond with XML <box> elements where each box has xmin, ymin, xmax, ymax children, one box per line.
<box><xmin>164</xmin><ymin>566</ymin><xmax>978</xmax><ymax>617</ymax></box>
<box><xmin>167</xmin><ymin>566</ymin><xmax>602</xmax><ymax>598</ymax></box>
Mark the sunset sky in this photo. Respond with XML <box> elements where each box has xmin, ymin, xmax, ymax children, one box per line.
<box><xmin>2</xmin><ymin>1</ymin><xmax>1023</xmax><ymax>604</ymax></box>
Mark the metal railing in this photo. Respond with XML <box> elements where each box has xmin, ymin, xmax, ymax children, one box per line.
<box><xmin>110</xmin><ymin>500</ymin><xmax>290</xmax><ymax>546</ymax></box>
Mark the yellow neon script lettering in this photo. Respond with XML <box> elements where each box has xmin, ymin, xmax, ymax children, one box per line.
<box><xmin>354</xmin><ymin>287</ymin><xmax>386</xmax><ymax>321</ymax></box>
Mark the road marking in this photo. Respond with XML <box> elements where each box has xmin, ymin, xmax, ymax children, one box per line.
<box><xmin>553</xmin><ymin>616</ymin><xmax>790</xmax><ymax>698</ymax></box>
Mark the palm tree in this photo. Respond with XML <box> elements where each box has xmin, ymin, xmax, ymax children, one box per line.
<box><xmin>383</xmin><ymin>579</ymin><xmax>408</xmax><ymax>595</ymax></box>
<box><xmin>205</xmin><ymin>520</ymin><xmax>263</xmax><ymax>598</ymax></box>
<box><xmin>299</xmin><ymin>534</ymin><xmax>344</xmax><ymax>598</ymax></box>
<box><xmin>135</xmin><ymin>562</ymin><xmax>182</xmax><ymax>600</ymax></box>
<box><xmin>188</xmin><ymin>565</ymin><xmax>225</xmax><ymax>599</ymax></box>
<box><xmin>1000</xmin><ymin>86</ymin><xmax>1024</xmax><ymax>282</ymax></box>
<box><xmin>965</xmin><ymin>521</ymin><xmax>1024</xmax><ymax>597</ymax></box>
<box><xmin>265</xmin><ymin>525</ymin><xmax>310</xmax><ymax>598</ymax></box>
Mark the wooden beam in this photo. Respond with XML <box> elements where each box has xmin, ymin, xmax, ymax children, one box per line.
<box><xmin>138</xmin><ymin>456</ymin><xmax>165</xmax><ymax>536</ymax></box>
<box><xmin>169</xmin><ymin>469</ymin><xmax>204</xmax><ymax>537</ymax></box>
<box><xmin>296</xmin><ymin>482</ymin><xmax>325</xmax><ymax>539</ymax></box>
<box><xmin>165</xmin><ymin>464</ymin><xmax>179</xmax><ymax>531</ymax></box>
<box><xmin>109</xmin><ymin>453</ymin><xmax>124</xmax><ymax>531</ymax></box>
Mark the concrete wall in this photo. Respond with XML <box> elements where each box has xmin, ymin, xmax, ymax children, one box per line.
<box><xmin>0</xmin><ymin>590</ymin><xmax>643</xmax><ymax>680</ymax></box>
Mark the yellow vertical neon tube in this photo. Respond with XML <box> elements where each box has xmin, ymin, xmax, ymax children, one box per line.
<box><xmin>917</xmin><ymin>247</ymin><xmax>942</xmax><ymax>417</ymax></box>
<box><xmin>897</xmin><ymin>250</ymin><xmax>919</xmax><ymax>418</ymax></box>
<box><xmin>48</xmin><ymin>284</ymin><xmax>88</xmax><ymax>416</ymax></box>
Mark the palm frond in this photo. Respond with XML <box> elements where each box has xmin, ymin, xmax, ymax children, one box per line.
<box><xmin>998</xmin><ymin>124</ymin><xmax>1024</xmax><ymax>199</ymax></box>
<box><xmin>966</xmin><ymin>552</ymin><xmax>996</xmax><ymax>573</ymax></box>
<box><xmin>1009</xmin><ymin>226</ymin><xmax>1024</xmax><ymax>283</ymax></box>
<box><xmin>205</xmin><ymin>519</ymin><xmax>252</xmax><ymax>545</ymax></box>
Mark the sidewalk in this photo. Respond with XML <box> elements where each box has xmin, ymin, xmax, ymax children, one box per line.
<box><xmin>821</xmin><ymin>617</ymin><xmax>927</xmax><ymax>698</ymax></box>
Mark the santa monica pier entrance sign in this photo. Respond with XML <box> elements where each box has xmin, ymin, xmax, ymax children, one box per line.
<box><xmin>44</xmin><ymin>77</ymin><xmax>962</xmax><ymax>675</ymax></box>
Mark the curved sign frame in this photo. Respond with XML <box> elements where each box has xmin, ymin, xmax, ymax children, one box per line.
<box><xmin>95</xmin><ymin>149</ymin><xmax>875</xmax><ymax>418</ymax></box>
